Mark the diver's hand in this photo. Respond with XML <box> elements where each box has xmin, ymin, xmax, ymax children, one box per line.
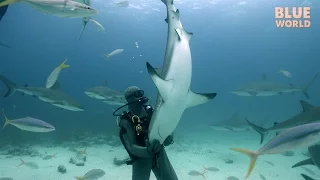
<box><xmin>147</xmin><ymin>140</ymin><xmax>162</xmax><ymax>154</ymax></box>
<box><xmin>163</xmin><ymin>135</ymin><xmax>174</xmax><ymax>146</ymax></box>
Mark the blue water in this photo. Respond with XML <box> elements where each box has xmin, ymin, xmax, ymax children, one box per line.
<box><xmin>0</xmin><ymin>0</ymin><xmax>319</xmax><ymax>157</ymax></box>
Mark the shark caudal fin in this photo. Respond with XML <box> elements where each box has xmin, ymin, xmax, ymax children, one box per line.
<box><xmin>245</xmin><ymin>118</ymin><xmax>268</xmax><ymax>144</ymax></box>
<box><xmin>0</xmin><ymin>75</ymin><xmax>17</xmax><ymax>97</ymax></box>
<box><xmin>230</xmin><ymin>148</ymin><xmax>259</xmax><ymax>179</ymax></box>
<box><xmin>302</xmin><ymin>73</ymin><xmax>318</xmax><ymax>99</ymax></box>
<box><xmin>292</xmin><ymin>158</ymin><xmax>314</xmax><ymax>168</ymax></box>
<box><xmin>301</xmin><ymin>174</ymin><xmax>315</xmax><ymax>180</ymax></box>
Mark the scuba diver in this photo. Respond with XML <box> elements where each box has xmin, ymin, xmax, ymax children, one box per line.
<box><xmin>113</xmin><ymin>86</ymin><xmax>178</xmax><ymax>180</ymax></box>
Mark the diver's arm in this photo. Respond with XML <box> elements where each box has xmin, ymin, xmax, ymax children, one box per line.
<box><xmin>120</xmin><ymin>120</ymin><xmax>151</xmax><ymax>158</ymax></box>
<box><xmin>163</xmin><ymin>132</ymin><xmax>174</xmax><ymax>146</ymax></box>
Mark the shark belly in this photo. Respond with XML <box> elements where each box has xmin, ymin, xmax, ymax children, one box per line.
<box><xmin>148</xmin><ymin>28</ymin><xmax>192</xmax><ymax>144</ymax></box>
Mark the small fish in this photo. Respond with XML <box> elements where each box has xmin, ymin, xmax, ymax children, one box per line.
<box><xmin>0</xmin><ymin>178</ymin><xmax>13</xmax><ymax>180</ymax></box>
<box><xmin>104</xmin><ymin>49</ymin><xmax>124</xmax><ymax>60</ymax></box>
<box><xmin>226</xmin><ymin>176</ymin><xmax>239</xmax><ymax>180</ymax></box>
<box><xmin>46</xmin><ymin>58</ymin><xmax>70</xmax><ymax>88</ymax></box>
<box><xmin>188</xmin><ymin>170</ymin><xmax>206</xmax><ymax>179</ymax></box>
<box><xmin>259</xmin><ymin>170</ymin><xmax>266</xmax><ymax>180</ymax></box>
<box><xmin>203</xmin><ymin>166</ymin><xmax>219</xmax><ymax>172</ymax></box>
<box><xmin>17</xmin><ymin>159</ymin><xmax>39</xmax><ymax>169</ymax></box>
<box><xmin>89</xmin><ymin>19</ymin><xmax>105</xmax><ymax>32</ymax></box>
<box><xmin>43</xmin><ymin>153</ymin><xmax>58</xmax><ymax>160</ymax></box>
<box><xmin>264</xmin><ymin>160</ymin><xmax>274</xmax><ymax>166</ymax></box>
<box><xmin>279</xmin><ymin>69</ymin><xmax>292</xmax><ymax>78</ymax></box>
<box><xmin>75</xmin><ymin>169</ymin><xmax>106</xmax><ymax>180</ymax></box>
<box><xmin>115</xmin><ymin>0</ymin><xmax>129</xmax><ymax>7</ymax></box>
<box><xmin>2</xmin><ymin>109</ymin><xmax>55</xmax><ymax>132</ymax></box>
<box><xmin>77</xmin><ymin>147</ymin><xmax>88</xmax><ymax>156</ymax></box>
<box><xmin>230</xmin><ymin>122</ymin><xmax>320</xmax><ymax>179</ymax></box>
<box><xmin>135</xmin><ymin>42</ymin><xmax>139</xmax><ymax>48</ymax></box>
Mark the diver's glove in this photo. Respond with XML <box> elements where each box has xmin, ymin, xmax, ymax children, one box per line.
<box><xmin>147</xmin><ymin>140</ymin><xmax>162</xmax><ymax>154</ymax></box>
<box><xmin>163</xmin><ymin>134</ymin><xmax>174</xmax><ymax>146</ymax></box>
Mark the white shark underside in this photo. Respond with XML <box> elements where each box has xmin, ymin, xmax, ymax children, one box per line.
<box><xmin>147</xmin><ymin>0</ymin><xmax>217</xmax><ymax>144</ymax></box>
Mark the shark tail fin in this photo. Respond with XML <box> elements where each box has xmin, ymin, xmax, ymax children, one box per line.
<box><xmin>230</xmin><ymin>148</ymin><xmax>259</xmax><ymax>179</ymax></box>
<box><xmin>0</xmin><ymin>75</ymin><xmax>17</xmax><ymax>97</ymax></box>
<box><xmin>292</xmin><ymin>158</ymin><xmax>314</xmax><ymax>168</ymax></box>
<box><xmin>160</xmin><ymin>0</ymin><xmax>173</xmax><ymax>6</ymax></box>
<box><xmin>104</xmin><ymin>54</ymin><xmax>110</xmax><ymax>60</ymax></box>
<box><xmin>59</xmin><ymin>58</ymin><xmax>70</xmax><ymax>69</ymax></box>
<box><xmin>301</xmin><ymin>174</ymin><xmax>315</xmax><ymax>180</ymax></box>
<box><xmin>0</xmin><ymin>0</ymin><xmax>17</xmax><ymax>7</ymax></box>
<box><xmin>2</xmin><ymin>108</ymin><xmax>10</xmax><ymax>129</ymax></box>
<box><xmin>303</xmin><ymin>73</ymin><xmax>318</xmax><ymax>99</ymax></box>
<box><xmin>245</xmin><ymin>118</ymin><xmax>267</xmax><ymax>144</ymax></box>
<box><xmin>186</xmin><ymin>90</ymin><xmax>217</xmax><ymax>108</ymax></box>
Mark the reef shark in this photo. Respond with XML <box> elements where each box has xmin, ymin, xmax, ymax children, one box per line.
<box><xmin>292</xmin><ymin>144</ymin><xmax>320</xmax><ymax>170</ymax></box>
<box><xmin>247</xmin><ymin>100</ymin><xmax>320</xmax><ymax>144</ymax></box>
<box><xmin>231</xmin><ymin>73</ymin><xmax>318</xmax><ymax>99</ymax></box>
<box><xmin>84</xmin><ymin>85</ymin><xmax>126</xmax><ymax>106</ymax></box>
<box><xmin>0</xmin><ymin>75</ymin><xmax>84</xmax><ymax>111</ymax></box>
<box><xmin>147</xmin><ymin>0</ymin><xmax>217</xmax><ymax>144</ymax></box>
<box><xmin>209</xmin><ymin>113</ymin><xmax>252</xmax><ymax>132</ymax></box>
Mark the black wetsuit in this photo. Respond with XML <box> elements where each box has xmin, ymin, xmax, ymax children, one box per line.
<box><xmin>119</xmin><ymin>105</ymin><xmax>178</xmax><ymax>180</ymax></box>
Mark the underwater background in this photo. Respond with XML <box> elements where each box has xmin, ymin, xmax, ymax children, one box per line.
<box><xmin>0</xmin><ymin>0</ymin><xmax>319</xmax><ymax>179</ymax></box>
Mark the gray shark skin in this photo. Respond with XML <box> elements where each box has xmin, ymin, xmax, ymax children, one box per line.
<box><xmin>84</xmin><ymin>86</ymin><xmax>126</xmax><ymax>106</ymax></box>
<box><xmin>247</xmin><ymin>100</ymin><xmax>320</xmax><ymax>144</ymax></box>
<box><xmin>292</xmin><ymin>144</ymin><xmax>320</xmax><ymax>170</ymax></box>
<box><xmin>147</xmin><ymin>0</ymin><xmax>217</xmax><ymax>144</ymax></box>
<box><xmin>231</xmin><ymin>73</ymin><xmax>318</xmax><ymax>99</ymax></box>
<box><xmin>0</xmin><ymin>75</ymin><xmax>84</xmax><ymax>111</ymax></box>
<box><xmin>209</xmin><ymin>112</ymin><xmax>251</xmax><ymax>132</ymax></box>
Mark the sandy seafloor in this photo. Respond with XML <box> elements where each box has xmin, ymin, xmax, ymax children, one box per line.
<box><xmin>0</xmin><ymin>130</ymin><xmax>319</xmax><ymax>180</ymax></box>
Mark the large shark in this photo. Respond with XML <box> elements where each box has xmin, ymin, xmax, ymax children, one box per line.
<box><xmin>292</xmin><ymin>144</ymin><xmax>320</xmax><ymax>170</ymax></box>
<box><xmin>0</xmin><ymin>75</ymin><xmax>84</xmax><ymax>111</ymax></box>
<box><xmin>146</xmin><ymin>0</ymin><xmax>217</xmax><ymax>144</ymax></box>
<box><xmin>84</xmin><ymin>85</ymin><xmax>126</xmax><ymax>106</ymax></box>
<box><xmin>209</xmin><ymin>113</ymin><xmax>252</xmax><ymax>132</ymax></box>
<box><xmin>232</xmin><ymin>73</ymin><xmax>318</xmax><ymax>99</ymax></box>
<box><xmin>247</xmin><ymin>100</ymin><xmax>320</xmax><ymax>144</ymax></box>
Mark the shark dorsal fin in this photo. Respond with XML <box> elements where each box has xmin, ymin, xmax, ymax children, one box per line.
<box><xmin>260</xmin><ymin>73</ymin><xmax>267</xmax><ymax>81</ymax></box>
<box><xmin>300</xmin><ymin>100</ymin><xmax>313</xmax><ymax>112</ymax></box>
<box><xmin>105</xmin><ymin>80</ymin><xmax>108</xmax><ymax>86</ymax></box>
<box><xmin>50</xmin><ymin>82</ymin><xmax>60</xmax><ymax>90</ymax></box>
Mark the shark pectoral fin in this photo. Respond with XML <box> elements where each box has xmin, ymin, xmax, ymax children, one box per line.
<box><xmin>146</xmin><ymin>62</ymin><xmax>173</xmax><ymax>101</ymax></box>
<box><xmin>186</xmin><ymin>90</ymin><xmax>217</xmax><ymax>108</ymax></box>
<box><xmin>301</xmin><ymin>174</ymin><xmax>315</xmax><ymax>180</ymax></box>
<box><xmin>50</xmin><ymin>82</ymin><xmax>60</xmax><ymax>90</ymax></box>
<box><xmin>175</xmin><ymin>28</ymin><xmax>193</xmax><ymax>41</ymax></box>
<box><xmin>247</xmin><ymin>91</ymin><xmax>257</xmax><ymax>96</ymax></box>
<box><xmin>292</xmin><ymin>158</ymin><xmax>314</xmax><ymax>168</ymax></box>
<box><xmin>154</xmin><ymin>68</ymin><xmax>162</xmax><ymax>76</ymax></box>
